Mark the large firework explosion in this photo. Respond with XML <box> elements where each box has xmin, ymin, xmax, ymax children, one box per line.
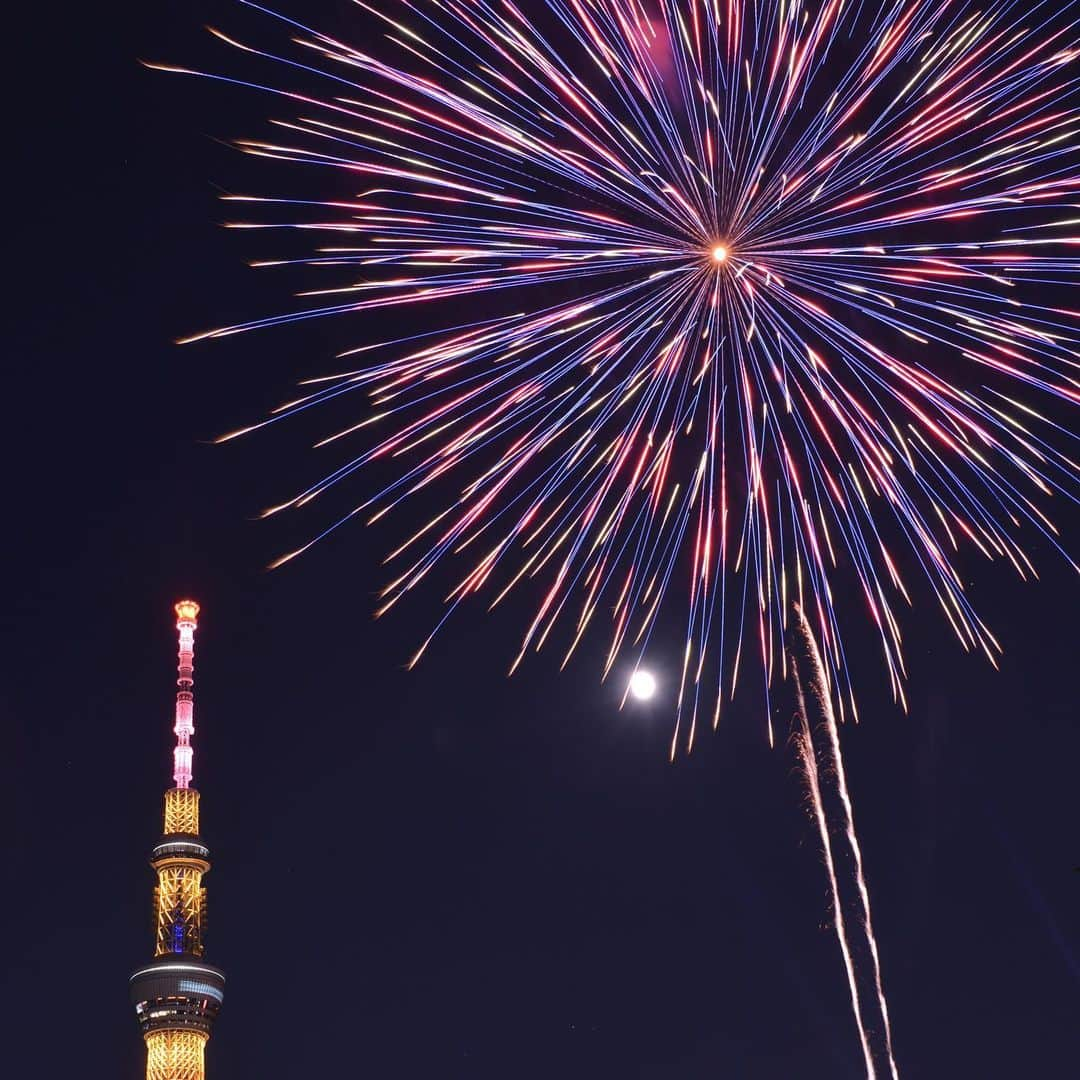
<box><xmin>162</xmin><ymin>0</ymin><xmax>1079</xmax><ymax>752</ymax></box>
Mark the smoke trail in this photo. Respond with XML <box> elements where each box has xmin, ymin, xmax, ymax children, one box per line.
<box><xmin>790</xmin><ymin>606</ymin><xmax>899</xmax><ymax>1080</ymax></box>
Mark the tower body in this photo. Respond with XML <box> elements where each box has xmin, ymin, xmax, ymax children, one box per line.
<box><xmin>130</xmin><ymin>601</ymin><xmax>225</xmax><ymax>1080</ymax></box>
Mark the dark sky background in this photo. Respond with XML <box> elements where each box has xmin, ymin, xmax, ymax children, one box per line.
<box><xmin>4</xmin><ymin>2</ymin><xmax>1078</xmax><ymax>1077</ymax></box>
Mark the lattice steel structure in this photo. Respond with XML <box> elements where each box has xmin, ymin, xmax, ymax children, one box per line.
<box><xmin>145</xmin><ymin>1031</ymin><xmax>208</xmax><ymax>1080</ymax></box>
<box><xmin>130</xmin><ymin>601</ymin><xmax>225</xmax><ymax>1080</ymax></box>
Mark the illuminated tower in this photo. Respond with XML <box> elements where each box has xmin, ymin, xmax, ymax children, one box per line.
<box><xmin>130</xmin><ymin>601</ymin><xmax>225</xmax><ymax>1080</ymax></box>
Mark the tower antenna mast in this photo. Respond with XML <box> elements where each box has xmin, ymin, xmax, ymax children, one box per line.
<box><xmin>172</xmin><ymin>600</ymin><xmax>198</xmax><ymax>789</ymax></box>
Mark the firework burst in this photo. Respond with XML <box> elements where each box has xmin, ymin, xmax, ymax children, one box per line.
<box><xmin>161</xmin><ymin>0</ymin><xmax>1080</xmax><ymax>752</ymax></box>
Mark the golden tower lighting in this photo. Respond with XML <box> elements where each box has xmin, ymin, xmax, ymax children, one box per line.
<box><xmin>130</xmin><ymin>601</ymin><xmax>225</xmax><ymax>1080</ymax></box>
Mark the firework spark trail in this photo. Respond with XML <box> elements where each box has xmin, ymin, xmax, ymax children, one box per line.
<box><xmin>791</xmin><ymin>656</ymin><xmax>876</xmax><ymax>1078</ymax></box>
<box><xmin>157</xmin><ymin>0</ymin><xmax>1080</xmax><ymax>742</ymax></box>
<box><xmin>791</xmin><ymin>605</ymin><xmax>899</xmax><ymax>1079</ymax></box>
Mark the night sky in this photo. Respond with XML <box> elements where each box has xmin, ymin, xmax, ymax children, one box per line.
<box><xmin>5</xmin><ymin>2</ymin><xmax>1078</xmax><ymax>1077</ymax></box>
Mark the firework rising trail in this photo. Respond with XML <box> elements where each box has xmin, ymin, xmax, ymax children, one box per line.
<box><xmin>159</xmin><ymin>0</ymin><xmax>1080</xmax><ymax>748</ymax></box>
<box><xmin>791</xmin><ymin>604</ymin><xmax>898</xmax><ymax>1079</ymax></box>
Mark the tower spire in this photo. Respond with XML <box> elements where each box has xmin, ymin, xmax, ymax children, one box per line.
<box><xmin>172</xmin><ymin>600</ymin><xmax>198</xmax><ymax>789</ymax></box>
<box><xmin>131</xmin><ymin>600</ymin><xmax>225</xmax><ymax>1080</ymax></box>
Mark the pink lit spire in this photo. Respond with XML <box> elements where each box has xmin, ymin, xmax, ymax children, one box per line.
<box><xmin>172</xmin><ymin>600</ymin><xmax>200</xmax><ymax>789</ymax></box>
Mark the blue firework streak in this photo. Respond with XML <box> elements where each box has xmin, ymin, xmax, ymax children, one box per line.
<box><xmin>160</xmin><ymin>0</ymin><xmax>1079</xmax><ymax>753</ymax></box>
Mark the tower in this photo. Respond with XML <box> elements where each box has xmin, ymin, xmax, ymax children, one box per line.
<box><xmin>130</xmin><ymin>601</ymin><xmax>225</xmax><ymax>1080</ymax></box>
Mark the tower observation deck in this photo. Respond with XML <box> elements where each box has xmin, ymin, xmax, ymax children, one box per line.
<box><xmin>129</xmin><ymin>601</ymin><xmax>225</xmax><ymax>1080</ymax></box>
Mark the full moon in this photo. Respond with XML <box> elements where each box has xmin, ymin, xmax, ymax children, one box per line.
<box><xmin>711</xmin><ymin>244</ymin><xmax>729</xmax><ymax>264</ymax></box>
<box><xmin>629</xmin><ymin>669</ymin><xmax>657</xmax><ymax>701</ymax></box>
